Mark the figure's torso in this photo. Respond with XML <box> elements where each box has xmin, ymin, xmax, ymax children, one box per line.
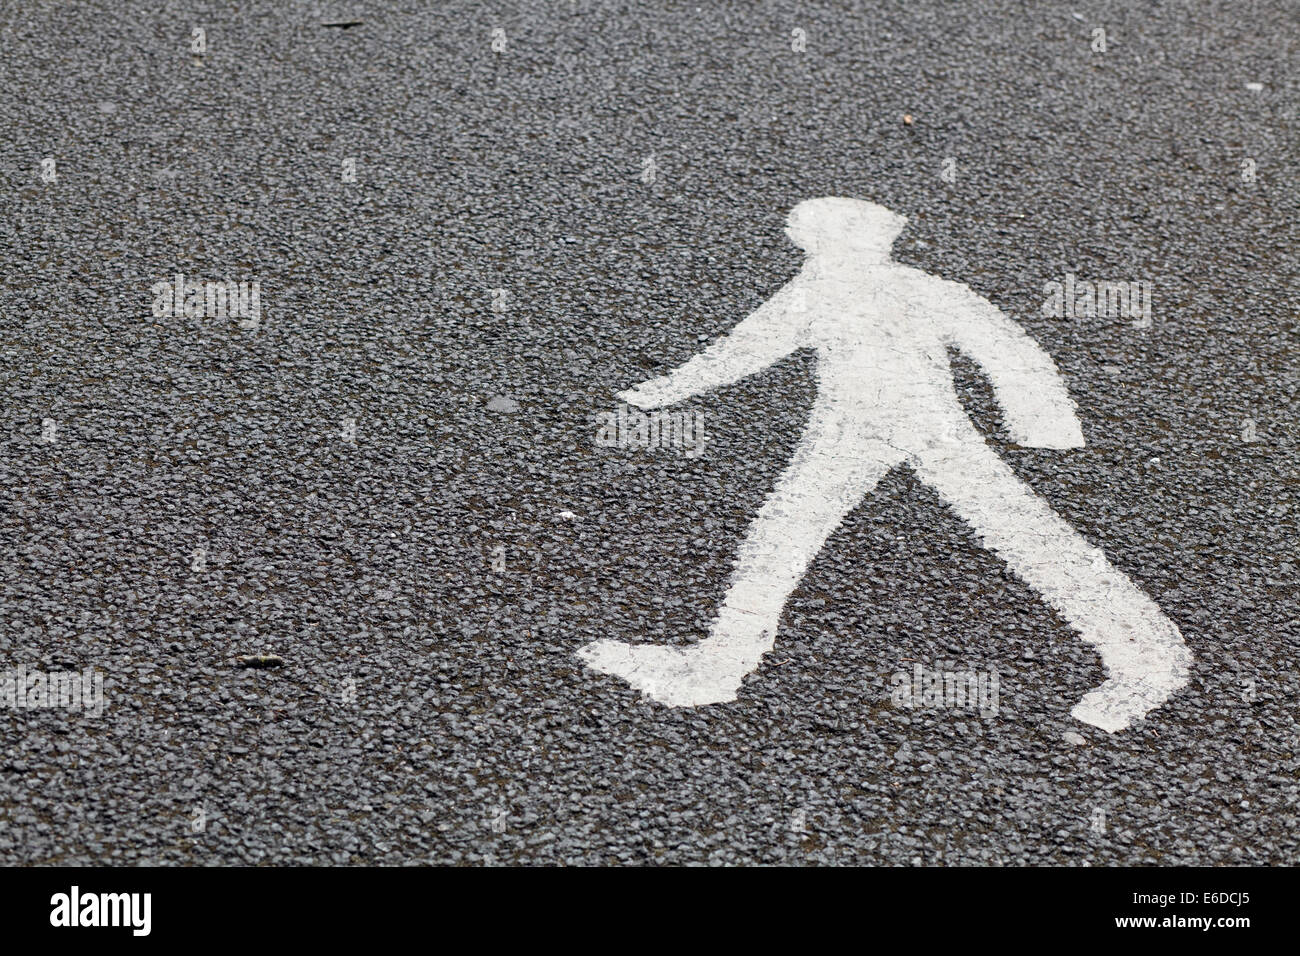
<box><xmin>795</xmin><ymin>265</ymin><xmax>971</xmax><ymax>443</ymax></box>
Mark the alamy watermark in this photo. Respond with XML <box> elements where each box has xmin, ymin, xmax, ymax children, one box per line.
<box><xmin>595</xmin><ymin>404</ymin><xmax>706</xmax><ymax>458</ymax></box>
<box><xmin>1</xmin><ymin>665</ymin><xmax>105</xmax><ymax>717</ymax></box>
<box><xmin>151</xmin><ymin>274</ymin><xmax>261</xmax><ymax>328</ymax></box>
<box><xmin>1041</xmin><ymin>273</ymin><xmax>1152</xmax><ymax>327</ymax></box>
<box><xmin>890</xmin><ymin>662</ymin><xmax>999</xmax><ymax>718</ymax></box>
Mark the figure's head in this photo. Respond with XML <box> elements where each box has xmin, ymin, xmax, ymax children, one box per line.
<box><xmin>784</xmin><ymin>197</ymin><xmax>907</xmax><ymax>258</ymax></box>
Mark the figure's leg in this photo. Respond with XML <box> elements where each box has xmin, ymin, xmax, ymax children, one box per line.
<box><xmin>911</xmin><ymin>437</ymin><xmax>1191</xmax><ymax>732</ymax></box>
<box><xmin>579</xmin><ymin>432</ymin><xmax>902</xmax><ymax>706</ymax></box>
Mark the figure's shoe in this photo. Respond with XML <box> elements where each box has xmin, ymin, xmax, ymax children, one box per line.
<box><xmin>1070</xmin><ymin>639</ymin><xmax>1192</xmax><ymax>732</ymax></box>
<box><xmin>576</xmin><ymin>640</ymin><xmax>752</xmax><ymax>706</ymax></box>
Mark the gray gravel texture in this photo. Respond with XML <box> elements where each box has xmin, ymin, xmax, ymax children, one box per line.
<box><xmin>0</xmin><ymin>0</ymin><xmax>1296</xmax><ymax>865</ymax></box>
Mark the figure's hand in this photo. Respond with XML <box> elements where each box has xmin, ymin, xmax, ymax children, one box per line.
<box><xmin>617</xmin><ymin>376</ymin><xmax>680</xmax><ymax>410</ymax></box>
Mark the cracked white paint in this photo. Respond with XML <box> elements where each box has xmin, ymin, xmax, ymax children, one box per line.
<box><xmin>578</xmin><ymin>197</ymin><xmax>1190</xmax><ymax>732</ymax></box>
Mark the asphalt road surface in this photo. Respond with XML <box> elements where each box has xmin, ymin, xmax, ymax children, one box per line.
<box><xmin>1</xmin><ymin>0</ymin><xmax>1296</xmax><ymax>865</ymax></box>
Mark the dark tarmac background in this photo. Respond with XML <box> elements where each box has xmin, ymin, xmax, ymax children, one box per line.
<box><xmin>0</xmin><ymin>0</ymin><xmax>1296</xmax><ymax>864</ymax></box>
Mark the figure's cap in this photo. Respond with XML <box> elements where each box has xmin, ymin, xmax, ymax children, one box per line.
<box><xmin>785</xmin><ymin>197</ymin><xmax>908</xmax><ymax>255</ymax></box>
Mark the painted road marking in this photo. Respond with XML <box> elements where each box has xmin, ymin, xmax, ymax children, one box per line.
<box><xmin>578</xmin><ymin>197</ymin><xmax>1191</xmax><ymax>732</ymax></box>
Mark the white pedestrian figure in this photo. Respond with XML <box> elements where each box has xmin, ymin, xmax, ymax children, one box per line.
<box><xmin>579</xmin><ymin>198</ymin><xmax>1191</xmax><ymax>732</ymax></box>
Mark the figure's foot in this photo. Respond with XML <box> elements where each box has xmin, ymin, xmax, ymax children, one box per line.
<box><xmin>576</xmin><ymin>640</ymin><xmax>752</xmax><ymax>707</ymax></box>
<box><xmin>1070</xmin><ymin>641</ymin><xmax>1192</xmax><ymax>732</ymax></box>
<box><xmin>1071</xmin><ymin>680</ymin><xmax>1164</xmax><ymax>732</ymax></box>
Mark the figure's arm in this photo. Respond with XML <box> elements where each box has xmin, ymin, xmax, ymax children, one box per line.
<box><xmin>618</xmin><ymin>282</ymin><xmax>808</xmax><ymax>409</ymax></box>
<box><xmin>935</xmin><ymin>279</ymin><xmax>1085</xmax><ymax>448</ymax></box>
